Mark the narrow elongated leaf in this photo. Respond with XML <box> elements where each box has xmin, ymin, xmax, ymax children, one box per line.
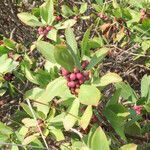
<box><xmin>17</xmin><ymin>12</ymin><xmax>43</xmax><ymax>26</ymax></box>
<box><xmin>81</xmin><ymin>27</ymin><xmax>91</xmax><ymax>57</ymax></box>
<box><xmin>65</xmin><ymin>28</ymin><xmax>78</xmax><ymax>55</ymax></box>
<box><xmin>35</xmin><ymin>41</ymin><xmax>56</xmax><ymax>63</ymax></box>
<box><xmin>63</xmin><ymin>98</ymin><xmax>80</xmax><ymax>130</ymax></box>
<box><xmin>80</xmin><ymin>105</ymin><xmax>93</xmax><ymax>130</ymax></box>
<box><xmin>79</xmin><ymin>3</ymin><xmax>87</xmax><ymax>14</ymax></box>
<box><xmin>141</xmin><ymin>75</ymin><xmax>150</xmax><ymax>98</ymax></box>
<box><xmin>22</xmin><ymin>133</ymin><xmax>39</xmax><ymax>145</ymax></box>
<box><xmin>40</xmin><ymin>0</ymin><xmax>54</xmax><ymax>25</ymax></box>
<box><xmin>79</xmin><ymin>85</ymin><xmax>101</xmax><ymax>106</ymax></box>
<box><xmin>99</xmin><ymin>72</ymin><xmax>122</xmax><ymax>86</ymax></box>
<box><xmin>54</xmin><ymin>45</ymin><xmax>75</xmax><ymax>71</ymax></box>
<box><xmin>91</xmin><ymin>126</ymin><xmax>110</xmax><ymax>150</ymax></box>
<box><xmin>61</xmin><ymin>5</ymin><xmax>74</xmax><ymax>17</ymax></box>
<box><xmin>86</xmin><ymin>47</ymin><xmax>109</xmax><ymax>70</ymax></box>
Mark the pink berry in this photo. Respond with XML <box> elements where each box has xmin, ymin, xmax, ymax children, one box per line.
<box><xmin>61</xmin><ymin>68</ymin><xmax>69</xmax><ymax>76</ymax></box>
<box><xmin>133</xmin><ymin>105</ymin><xmax>143</xmax><ymax>115</ymax></box>
<box><xmin>73</xmin><ymin>67</ymin><xmax>79</xmax><ymax>73</ymax></box>
<box><xmin>83</xmin><ymin>71</ymin><xmax>89</xmax><ymax>77</ymax></box>
<box><xmin>82</xmin><ymin>60</ymin><xmax>89</xmax><ymax>69</ymax></box>
<box><xmin>38</xmin><ymin>27</ymin><xmax>43</xmax><ymax>32</ymax></box>
<box><xmin>67</xmin><ymin>81</ymin><xmax>75</xmax><ymax>88</ymax></box>
<box><xmin>43</xmin><ymin>29</ymin><xmax>48</xmax><ymax>35</ymax></box>
<box><xmin>70</xmin><ymin>73</ymin><xmax>76</xmax><ymax>81</ymax></box>
<box><xmin>76</xmin><ymin>73</ymin><xmax>83</xmax><ymax>80</ymax></box>
<box><xmin>76</xmin><ymin>84</ymin><xmax>80</xmax><ymax>88</ymax></box>
<box><xmin>55</xmin><ymin>16</ymin><xmax>62</xmax><ymax>21</ymax></box>
<box><xmin>79</xmin><ymin>80</ymin><xmax>84</xmax><ymax>84</ymax></box>
<box><xmin>46</xmin><ymin>26</ymin><xmax>53</xmax><ymax>31</ymax></box>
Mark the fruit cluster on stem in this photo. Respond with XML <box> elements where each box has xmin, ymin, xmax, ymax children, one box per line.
<box><xmin>60</xmin><ymin>60</ymin><xmax>90</xmax><ymax>95</ymax></box>
<box><xmin>38</xmin><ymin>26</ymin><xmax>54</xmax><ymax>36</ymax></box>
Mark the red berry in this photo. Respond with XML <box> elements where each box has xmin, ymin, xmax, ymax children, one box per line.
<box><xmin>55</xmin><ymin>16</ymin><xmax>62</xmax><ymax>21</ymax></box>
<box><xmin>0</xmin><ymin>40</ymin><xmax>4</xmax><ymax>45</ymax></box>
<box><xmin>46</xmin><ymin>26</ymin><xmax>53</xmax><ymax>31</ymax></box>
<box><xmin>70</xmin><ymin>73</ymin><xmax>76</xmax><ymax>81</ymax></box>
<box><xmin>67</xmin><ymin>81</ymin><xmax>75</xmax><ymax>88</ymax></box>
<box><xmin>83</xmin><ymin>71</ymin><xmax>89</xmax><ymax>77</ymax></box>
<box><xmin>79</xmin><ymin>80</ymin><xmax>84</xmax><ymax>84</ymax></box>
<box><xmin>43</xmin><ymin>29</ymin><xmax>48</xmax><ymax>35</ymax></box>
<box><xmin>76</xmin><ymin>73</ymin><xmax>83</xmax><ymax>80</ymax></box>
<box><xmin>82</xmin><ymin>60</ymin><xmax>89</xmax><ymax>69</ymax></box>
<box><xmin>4</xmin><ymin>73</ymin><xmax>14</xmax><ymax>81</ymax></box>
<box><xmin>61</xmin><ymin>68</ymin><xmax>69</xmax><ymax>76</ymax></box>
<box><xmin>38</xmin><ymin>27</ymin><xmax>43</xmax><ymax>32</ymax></box>
<box><xmin>76</xmin><ymin>84</ymin><xmax>80</xmax><ymax>88</ymax></box>
<box><xmin>73</xmin><ymin>67</ymin><xmax>79</xmax><ymax>73</ymax></box>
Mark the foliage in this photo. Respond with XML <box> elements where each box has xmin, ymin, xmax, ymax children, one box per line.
<box><xmin>0</xmin><ymin>0</ymin><xmax>150</xmax><ymax>149</ymax></box>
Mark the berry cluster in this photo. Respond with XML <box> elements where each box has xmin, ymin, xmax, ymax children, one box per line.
<box><xmin>38</xmin><ymin>26</ymin><xmax>53</xmax><ymax>36</ymax></box>
<box><xmin>98</xmin><ymin>13</ymin><xmax>109</xmax><ymax>21</ymax></box>
<box><xmin>60</xmin><ymin>60</ymin><xmax>90</xmax><ymax>95</ymax></box>
<box><xmin>133</xmin><ymin>105</ymin><xmax>143</xmax><ymax>115</ymax></box>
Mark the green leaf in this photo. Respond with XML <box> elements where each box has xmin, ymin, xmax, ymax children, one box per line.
<box><xmin>95</xmin><ymin>0</ymin><xmax>103</xmax><ymax>5</ymax></box>
<box><xmin>119</xmin><ymin>143</ymin><xmax>137</xmax><ymax>150</ymax></box>
<box><xmin>144</xmin><ymin>102</ymin><xmax>150</xmax><ymax>113</ymax></box>
<box><xmin>35</xmin><ymin>41</ymin><xmax>56</xmax><ymax>63</ymax></box>
<box><xmin>22</xmin><ymin>133</ymin><xmax>39</xmax><ymax>145</ymax></box>
<box><xmin>50</xmin><ymin>127</ymin><xmax>65</xmax><ymax>141</ymax></box>
<box><xmin>38</xmin><ymin>77</ymin><xmax>73</xmax><ymax>103</ymax></box>
<box><xmin>79</xmin><ymin>3</ymin><xmax>87</xmax><ymax>14</ymax></box>
<box><xmin>86</xmin><ymin>47</ymin><xmax>109</xmax><ymax>70</ymax></box>
<box><xmin>80</xmin><ymin>105</ymin><xmax>93</xmax><ymax>130</ymax></box>
<box><xmin>65</xmin><ymin>28</ymin><xmax>78</xmax><ymax>56</ymax></box>
<box><xmin>24</xmin><ymin>66</ymin><xmax>39</xmax><ymax>85</ymax></box>
<box><xmin>91</xmin><ymin>126</ymin><xmax>110</xmax><ymax>150</ymax></box>
<box><xmin>141</xmin><ymin>40</ymin><xmax>150</xmax><ymax>53</ymax></box>
<box><xmin>112</xmin><ymin>0</ymin><xmax>119</xmax><ymax>8</ymax></box>
<box><xmin>24</xmin><ymin>87</ymin><xmax>44</xmax><ymax>101</ymax></box>
<box><xmin>54</xmin><ymin>45</ymin><xmax>75</xmax><ymax>71</ymax></box>
<box><xmin>125</xmin><ymin>122</ymin><xmax>141</xmax><ymax>136</ymax></box>
<box><xmin>0</xmin><ymin>134</ymin><xmax>9</xmax><ymax>142</ymax></box>
<box><xmin>0</xmin><ymin>55</ymin><xmax>18</xmax><ymax>74</ymax></box>
<box><xmin>63</xmin><ymin>98</ymin><xmax>79</xmax><ymax>130</ymax></box>
<box><xmin>141</xmin><ymin>75</ymin><xmax>150</xmax><ymax>98</ymax></box>
<box><xmin>20</xmin><ymin>103</ymin><xmax>34</xmax><ymax>117</ymax></box>
<box><xmin>61</xmin><ymin>5</ymin><xmax>74</xmax><ymax>17</ymax></box>
<box><xmin>3</xmin><ymin>38</ymin><xmax>15</xmax><ymax>49</ymax></box>
<box><xmin>0</xmin><ymin>122</ymin><xmax>13</xmax><ymax>135</ymax></box>
<box><xmin>58</xmin><ymin>19</ymin><xmax>77</xmax><ymax>29</ymax></box>
<box><xmin>99</xmin><ymin>72</ymin><xmax>122</xmax><ymax>86</ymax></box>
<box><xmin>115</xmin><ymin>82</ymin><xmax>137</xmax><ymax>102</ymax></box>
<box><xmin>81</xmin><ymin>27</ymin><xmax>91</xmax><ymax>57</ymax></box>
<box><xmin>40</xmin><ymin>0</ymin><xmax>54</xmax><ymax>25</ymax></box>
<box><xmin>79</xmin><ymin>85</ymin><xmax>101</xmax><ymax>106</ymax></box>
<box><xmin>22</xmin><ymin>118</ymin><xmax>37</xmax><ymax>127</ymax></box>
<box><xmin>47</xmin><ymin>28</ymin><xmax>57</xmax><ymax>41</ymax></box>
<box><xmin>106</xmin><ymin>89</ymin><xmax>121</xmax><ymax>107</ymax></box>
<box><xmin>103</xmin><ymin>108</ymin><xmax>127</xmax><ymax>141</ymax></box>
<box><xmin>17</xmin><ymin>12</ymin><xmax>43</xmax><ymax>27</ymax></box>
